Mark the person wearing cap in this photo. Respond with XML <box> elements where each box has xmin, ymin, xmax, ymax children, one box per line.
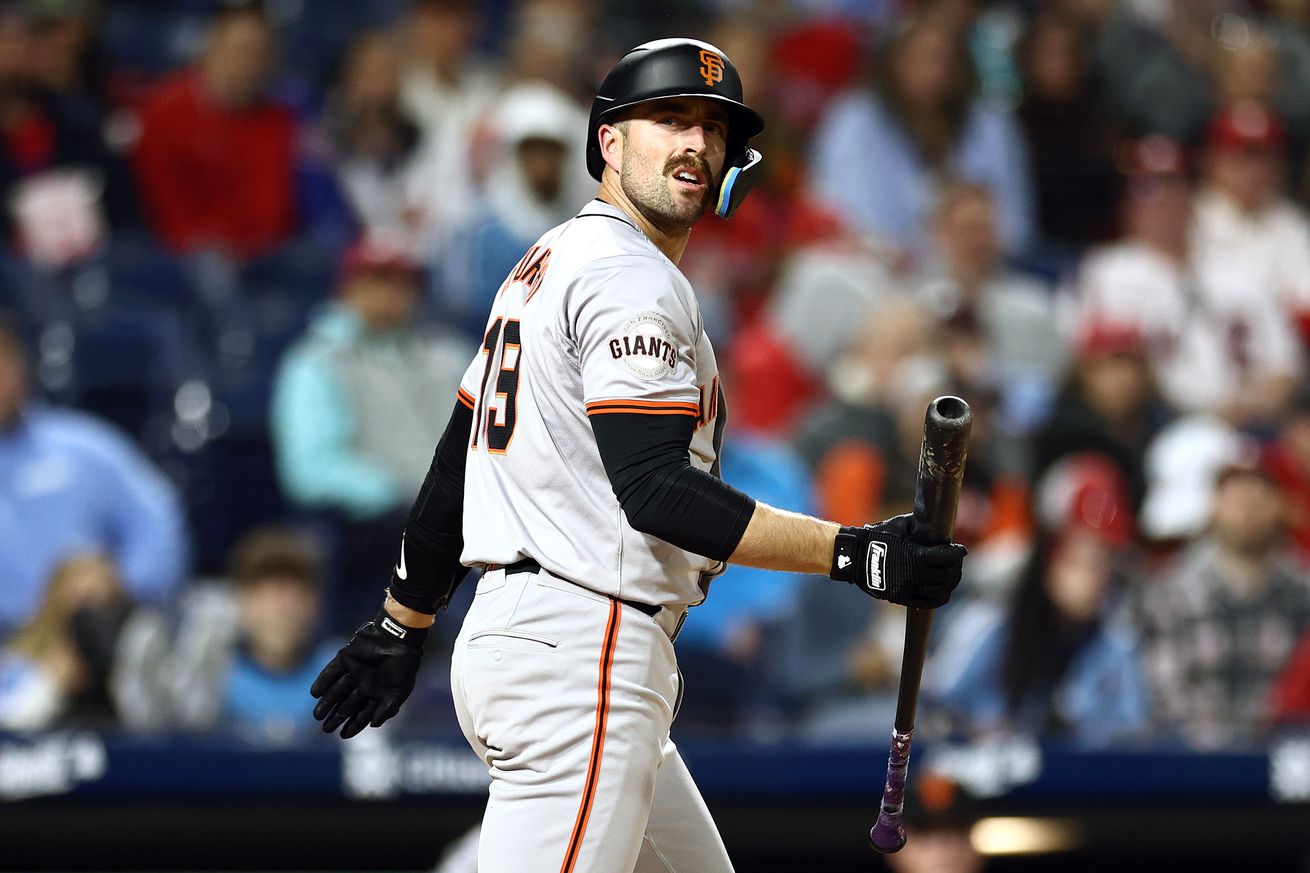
<box><xmin>1136</xmin><ymin>460</ymin><xmax>1310</xmax><ymax>748</ymax></box>
<box><xmin>269</xmin><ymin>238</ymin><xmax>472</xmax><ymax>611</ymax></box>
<box><xmin>1071</xmin><ymin>134</ymin><xmax>1301</xmax><ymax>425</ymax></box>
<box><xmin>1033</xmin><ymin>320</ymin><xmax>1170</xmax><ymax>513</ymax></box>
<box><xmin>1190</xmin><ymin>102</ymin><xmax>1310</xmax><ymax>346</ymax></box>
<box><xmin>436</xmin><ymin>82</ymin><xmax>591</xmax><ymax>338</ymax></box>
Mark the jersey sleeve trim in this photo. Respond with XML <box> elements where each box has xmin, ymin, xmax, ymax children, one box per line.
<box><xmin>585</xmin><ymin>399</ymin><xmax>700</xmax><ymax>417</ymax></box>
<box><xmin>456</xmin><ymin>387</ymin><xmax>477</xmax><ymax>410</ymax></box>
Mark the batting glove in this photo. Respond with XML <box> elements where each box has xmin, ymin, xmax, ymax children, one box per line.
<box><xmin>310</xmin><ymin>605</ymin><xmax>429</xmax><ymax>739</ymax></box>
<box><xmin>830</xmin><ymin>514</ymin><xmax>967</xmax><ymax>609</ymax></box>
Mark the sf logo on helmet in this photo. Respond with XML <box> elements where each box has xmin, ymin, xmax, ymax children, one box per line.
<box><xmin>699</xmin><ymin>49</ymin><xmax>724</xmax><ymax>87</ymax></box>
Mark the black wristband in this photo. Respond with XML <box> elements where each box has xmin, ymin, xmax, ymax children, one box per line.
<box><xmin>374</xmin><ymin>602</ymin><xmax>431</xmax><ymax>650</ymax></box>
<box><xmin>830</xmin><ymin>528</ymin><xmax>862</xmax><ymax>582</ymax></box>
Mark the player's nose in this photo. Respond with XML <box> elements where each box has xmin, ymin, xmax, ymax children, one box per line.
<box><xmin>678</xmin><ymin>124</ymin><xmax>709</xmax><ymax>154</ymax></box>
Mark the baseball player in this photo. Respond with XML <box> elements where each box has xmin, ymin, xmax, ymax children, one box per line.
<box><xmin>310</xmin><ymin>38</ymin><xmax>966</xmax><ymax>873</ymax></box>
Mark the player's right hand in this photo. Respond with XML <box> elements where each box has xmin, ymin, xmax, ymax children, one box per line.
<box><xmin>829</xmin><ymin>514</ymin><xmax>966</xmax><ymax>609</ymax></box>
<box><xmin>310</xmin><ymin>606</ymin><xmax>429</xmax><ymax>739</ymax></box>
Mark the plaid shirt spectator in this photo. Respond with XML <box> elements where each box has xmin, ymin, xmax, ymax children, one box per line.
<box><xmin>1137</xmin><ymin>539</ymin><xmax>1310</xmax><ymax>748</ymax></box>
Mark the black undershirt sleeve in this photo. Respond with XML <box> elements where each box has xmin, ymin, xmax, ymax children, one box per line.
<box><xmin>387</xmin><ymin>397</ymin><xmax>473</xmax><ymax>613</ymax></box>
<box><xmin>588</xmin><ymin>411</ymin><xmax>756</xmax><ymax>561</ymax></box>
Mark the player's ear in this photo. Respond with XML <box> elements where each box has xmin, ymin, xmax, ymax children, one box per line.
<box><xmin>599</xmin><ymin>123</ymin><xmax>624</xmax><ymax>174</ymax></box>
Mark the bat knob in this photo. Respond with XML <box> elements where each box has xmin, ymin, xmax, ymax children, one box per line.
<box><xmin>869</xmin><ymin>815</ymin><xmax>906</xmax><ymax>854</ymax></box>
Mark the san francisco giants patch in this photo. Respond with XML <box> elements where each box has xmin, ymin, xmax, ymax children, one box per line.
<box><xmin>609</xmin><ymin>312</ymin><xmax>681</xmax><ymax>380</ymax></box>
<box><xmin>866</xmin><ymin>541</ymin><xmax>887</xmax><ymax>592</ymax></box>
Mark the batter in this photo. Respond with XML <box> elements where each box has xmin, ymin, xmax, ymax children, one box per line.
<box><xmin>311</xmin><ymin>38</ymin><xmax>967</xmax><ymax>873</ymax></box>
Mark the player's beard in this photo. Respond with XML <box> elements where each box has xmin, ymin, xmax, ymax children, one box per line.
<box><xmin>620</xmin><ymin>150</ymin><xmax>714</xmax><ymax>232</ymax></box>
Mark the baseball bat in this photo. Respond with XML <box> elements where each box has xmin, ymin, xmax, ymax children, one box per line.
<box><xmin>868</xmin><ymin>395</ymin><xmax>972</xmax><ymax>854</ymax></box>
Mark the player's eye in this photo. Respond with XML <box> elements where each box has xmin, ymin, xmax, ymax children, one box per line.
<box><xmin>658</xmin><ymin>116</ymin><xmax>677</xmax><ymax>126</ymax></box>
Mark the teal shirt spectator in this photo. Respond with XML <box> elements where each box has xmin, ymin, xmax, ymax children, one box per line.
<box><xmin>221</xmin><ymin>641</ymin><xmax>341</xmax><ymax>743</ymax></box>
<box><xmin>0</xmin><ymin>406</ymin><xmax>188</xmax><ymax>632</ymax></box>
<box><xmin>270</xmin><ymin>303</ymin><xmax>471</xmax><ymax>521</ymax></box>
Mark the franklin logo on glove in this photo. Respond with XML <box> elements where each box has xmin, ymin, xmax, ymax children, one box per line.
<box><xmin>866</xmin><ymin>541</ymin><xmax>887</xmax><ymax>592</ymax></box>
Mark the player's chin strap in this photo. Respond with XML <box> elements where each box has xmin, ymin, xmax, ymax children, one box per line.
<box><xmin>713</xmin><ymin>147</ymin><xmax>762</xmax><ymax>220</ymax></box>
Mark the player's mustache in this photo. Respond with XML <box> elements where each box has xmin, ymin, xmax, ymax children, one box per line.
<box><xmin>663</xmin><ymin>155</ymin><xmax>714</xmax><ymax>188</ymax></box>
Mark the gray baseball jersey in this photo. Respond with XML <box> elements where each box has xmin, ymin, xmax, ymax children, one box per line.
<box><xmin>456</xmin><ymin>199</ymin><xmax>725</xmax><ymax>608</ymax></box>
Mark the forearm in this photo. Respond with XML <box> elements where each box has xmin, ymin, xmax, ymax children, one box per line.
<box><xmin>386</xmin><ymin>397</ymin><xmax>473</xmax><ymax>614</ymax></box>
<box><xmin>728</xmin><ymin>501</ymin><xmax>840</xmax><ymax>574</ymax></box>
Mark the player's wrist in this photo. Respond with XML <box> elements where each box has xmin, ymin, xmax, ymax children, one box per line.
<box><xmin>383</xmin><ymin>592</ymin><xmax>437</xmax><ymax>629</ymax></box>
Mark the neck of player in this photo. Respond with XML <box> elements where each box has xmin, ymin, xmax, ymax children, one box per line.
<box><xmin>596</xmin><ymin>178</ymin><xmax>692</xmax><ymax>265</ymax></box>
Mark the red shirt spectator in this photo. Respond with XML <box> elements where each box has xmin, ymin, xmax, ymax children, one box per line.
<box><xmin>132</xmin><ymin>8</ymin><xmax>294</xmax><ymax>258</ymax></box>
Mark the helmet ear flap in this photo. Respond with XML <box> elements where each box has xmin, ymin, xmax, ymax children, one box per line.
<box><xmin>714</xmin><ymin>147</ymin><xmax>762</xmax><ymax>219</ymax></box>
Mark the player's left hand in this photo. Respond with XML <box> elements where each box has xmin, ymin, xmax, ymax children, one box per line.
<box><xmin>831</xmin><ymin>513</ymin><xmax>967</xmax><ymax>609</ymax></box>
<box><xmin>310</xmin><ymin>606</ymin><xmax>428</xmax><ymax>739</ymax></box>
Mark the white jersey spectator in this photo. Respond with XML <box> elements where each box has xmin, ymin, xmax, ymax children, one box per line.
<box><xmin>1190</xmin><ymin>104</ymin><xmax>1310</xmax><ymax>332</ymax></box>
<box><xmin>397</xmin><ymin>0</ymin><xmax>501</xmax><ymax>251</ymax></box>
<box><xmin>1072</xmin><ymin>136</ymin><xmax>1300</xmax><ymax>423</ymax></box>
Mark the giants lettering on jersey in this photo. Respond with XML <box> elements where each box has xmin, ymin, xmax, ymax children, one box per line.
<box><xmin>608</xmin><ymin>312</ymin><xmax>682</xmax><ymax>380</ymax></box>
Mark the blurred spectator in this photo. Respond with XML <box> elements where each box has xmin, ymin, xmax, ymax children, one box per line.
<box><xmin>913</xmin><ymin>182</ymin><xmax>1065</xmax><ymax>432</ymax></box>
<box><xmin>132</xmin><ymin>3</ymin><xmax>295</xmax><ymax>258</ymax></box>
<box><xmin>1089</xmin><ymin>0</ymin><xmax>1217</xmax><ymax>141</ymax></box>
<box><xmin>270</xmin><ymin>239</ymin><xmax>472</xmax><ymax>612</ymax></box>
<box><xmin>796</xmin><ymin>321</ymin><xmax>1027</xmax><ymax>554</ymax></box>
<box><xmin>502</xmin><ymin>0</ymin><xmax>595</xmax><ymax>95</ymax></box>
<box><xmin>1073</xmin><ymin>135</ymin><xmax>1300</xmax><ymax>425</ymax></box>
<box><xmin>26</xmin><ymin>0</ymin><xmax>108</xmax><ymax>122</ymax></box>
<box><xmin>324</xmin><ymin>30</ymin><xmax>434</xmax><ymax>252</ymax></box>
<box><xmin>1033</xmin><ymin>322</ymin><xmax>1170</xmax><ymax>513</ymax></box>
<box><xmin>1014</xmin><ymin>7</ymin><xmax>1121</xmax><ymax>249</ymax></box>
<box><xmin>174</xmin><ymin>527</ymin><xmax>336</xmax><ymax>743</ymax></box>
<box><xmin>437</xmin><ymin>81</ymin><xmax>589</xmax><ymax>338</ymax></box>
<box><xmin>1190</xmin><ymin>104</ymin><xmax>1310</xmax><ymax>347</ymax></box>
<box><xmin>1264</xmin><ymin>386</ymin><xmax>1310</xmax><ymax>558</ymax></box>
<box><xmin>793</xmin><ymin>300</ymin><xmax>931</xmax><ymax>526</ymax></box>
<box><xmin>0</xmin><ymin>4</ymin><xmax>134</xmax><ymax>265</ymax></box>
<box><xmin>1137</xmin><ymin>462</ymin><xmax>1310</xmax><ymax>748</ymax></box>
<box><xmin>396</xmin><ymin>0</ymin><xmax>499</xmax><ymax>246</ymax></box>
<box><xmin>808</xmin><ymin>13</ymin><xmax>1034</xmax><ymax>267</ymax></box>
<box><xmin>927</xmin><ymin>455</ymin><xmax>1150</xmax><ymax>747</ymax></box>
<box><xmin>0</xmin><ymin>312</ymin><xmax>188</xmax><ymax>634</ymax></box>
<box><xmin>0</xmin><ymin>554</ymin><xmax>171</xmax><ymax>732</ymax></box>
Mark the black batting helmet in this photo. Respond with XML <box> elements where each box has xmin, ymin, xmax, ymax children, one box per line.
<box><xmin>587</xmin><ymin>38</ymin><xmax>765</xmax><ymax>219</ymax></box>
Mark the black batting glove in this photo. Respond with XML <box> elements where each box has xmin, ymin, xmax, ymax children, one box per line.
<box><xmin>829</xmin><ymin>514</ymin><xmax>967</xmax><ymax>608</ymax></box>
<box><xmin>310</xmin><ymin>605</ymin><xmax>429</xmax><ymax>739</ymax></box>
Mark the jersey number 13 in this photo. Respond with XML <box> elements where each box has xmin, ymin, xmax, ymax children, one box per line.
<box><xmin>472</xmin><ymin>317</ymin><xmax>521</xmax><ymax>453</ymax></box>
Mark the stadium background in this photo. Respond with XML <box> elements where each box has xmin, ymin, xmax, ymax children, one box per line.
<box><xmin>2</xmin><ymin>0</ymin><xmax>1310</xmax><ymax>870</ymax></box>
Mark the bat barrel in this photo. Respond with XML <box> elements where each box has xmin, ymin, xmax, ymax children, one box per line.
<box><xmin>912</xmin><ymin>396</ymin><xmax>971</xmax><ymax>546</ymax></box>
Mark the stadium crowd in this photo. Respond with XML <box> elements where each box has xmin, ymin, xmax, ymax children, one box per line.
<box><xmin>2</xmin><ymin>0</ymin><xmax>1310</xmax><ymax>759</ymax></box>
